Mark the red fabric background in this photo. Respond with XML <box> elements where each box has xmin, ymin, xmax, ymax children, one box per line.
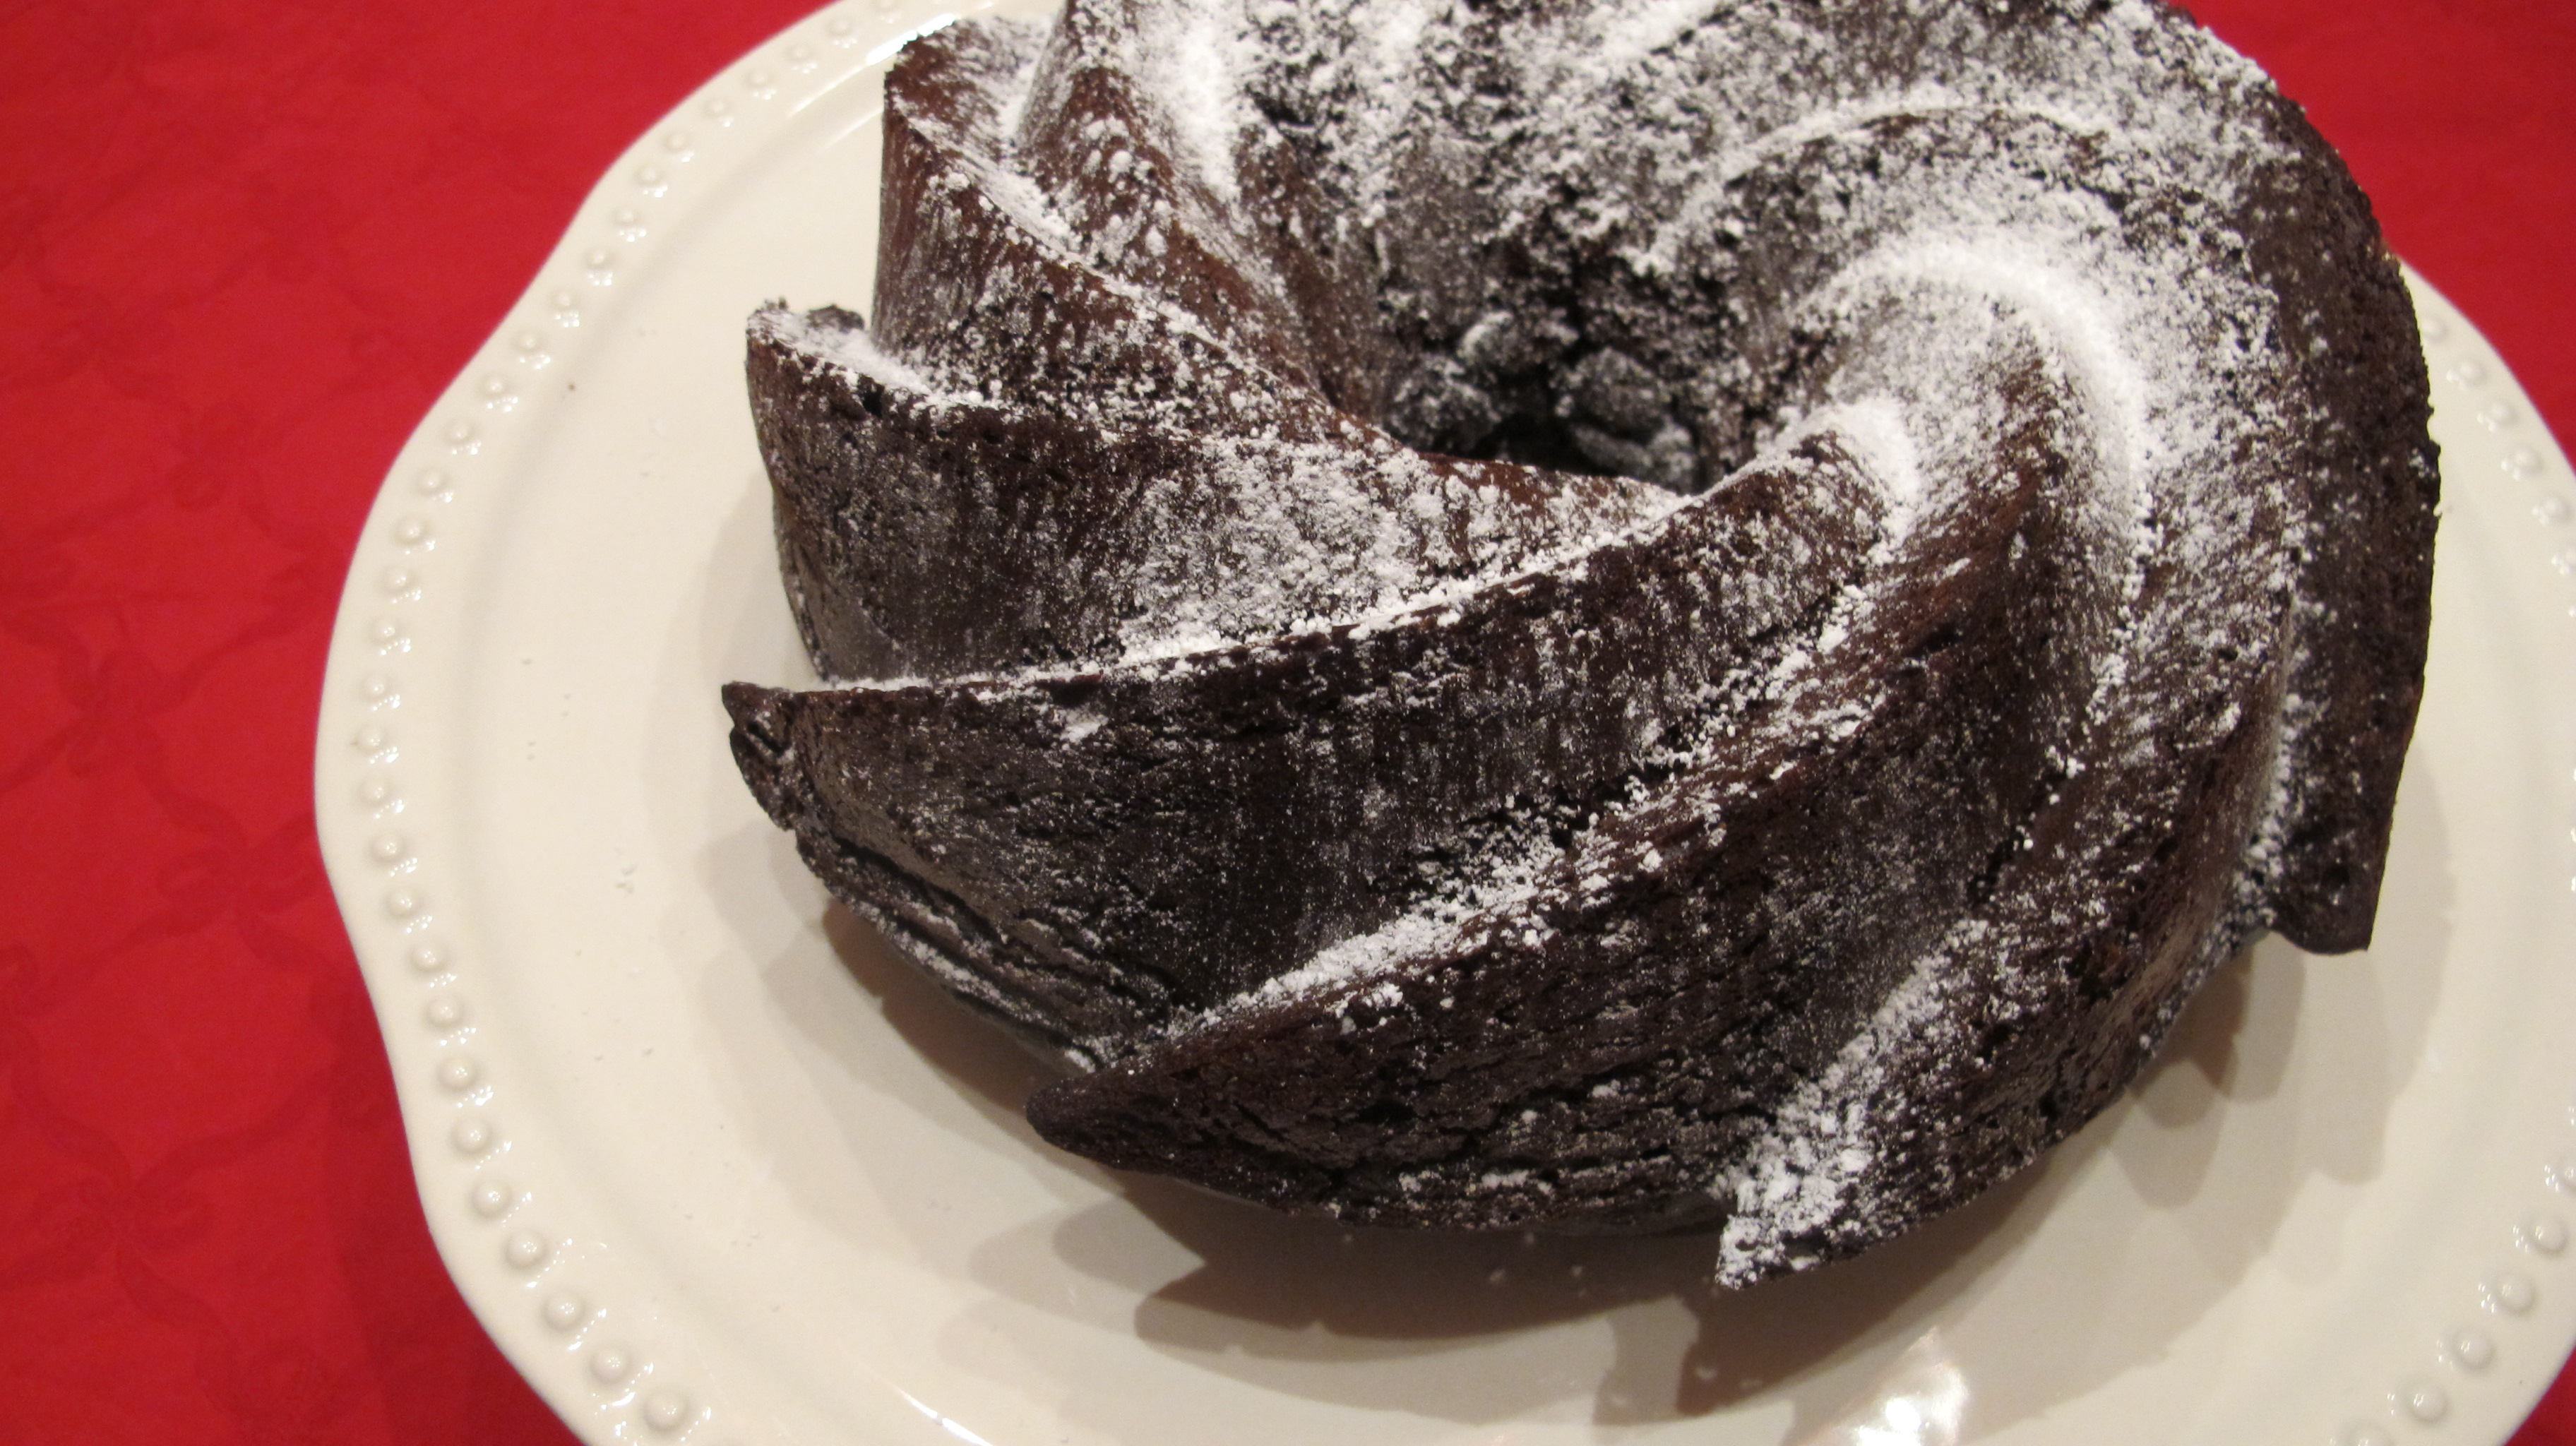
<box><xmin>1</xmin><ymin>0</ymin><xmax>2569</xmax><ymax>1440</ymax></box>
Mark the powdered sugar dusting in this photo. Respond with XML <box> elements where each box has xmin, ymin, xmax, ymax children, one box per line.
<box><xmin>1132</xmin><ymin>0</ymin><xmax>1256</xmax><ymax>203</ymax></box>
<box><xmin>741</xmin><ymin>0</ymin><xmax>2431</xmax><ymax>1285</ymax></box>
<box><xmin>1791</xmin><ymin>398</ymin><xmax>1921</xmax><ymax>531</ymax></box>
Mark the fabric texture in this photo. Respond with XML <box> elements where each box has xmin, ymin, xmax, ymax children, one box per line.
<box><xmin>1</xmin><ymin>0</ymin><xmax>2570</xmax><ymax>1440</ymax></box>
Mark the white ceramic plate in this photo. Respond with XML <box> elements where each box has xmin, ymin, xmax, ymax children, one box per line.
<box><xmin>315</xmin><ymin>4</ymin><xmax>2576</xmax><ymax>1442</ymax></box>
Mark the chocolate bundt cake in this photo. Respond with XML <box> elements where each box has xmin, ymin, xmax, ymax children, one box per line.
<box><xmin>725</xmin><ymin>0</ymin><xmax>2436</xmax><ymax>1284</ymax></box>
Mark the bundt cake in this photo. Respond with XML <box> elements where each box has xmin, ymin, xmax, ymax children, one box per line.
<box><xmin>724</xmin><ymin>0</ymin><xmax>2437</xmax><ymax>1284</ymax></box>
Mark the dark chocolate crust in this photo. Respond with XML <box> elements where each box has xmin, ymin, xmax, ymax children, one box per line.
<box><xmin>726</xmin><ymin>0</ymin><xmax>2435</xmax><ymax>1284</ymax></box>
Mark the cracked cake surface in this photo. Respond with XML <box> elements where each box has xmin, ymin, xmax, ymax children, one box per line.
<box><xmin>724</xmin><ymin>0</ymin><xmax>2435</xmax><ymax>1285</ymax></box>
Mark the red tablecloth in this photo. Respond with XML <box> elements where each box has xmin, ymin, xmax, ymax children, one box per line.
<box><xmin>4</xmin><ymin>1</ymin><xmax>2570</xmax><ymax>1440</ymax></box>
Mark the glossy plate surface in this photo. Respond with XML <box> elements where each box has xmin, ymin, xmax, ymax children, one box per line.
<box><xmin>315</xmin><ymin>4</ymin><xmax>2576</xmax><ymax>1441</ymax></box>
